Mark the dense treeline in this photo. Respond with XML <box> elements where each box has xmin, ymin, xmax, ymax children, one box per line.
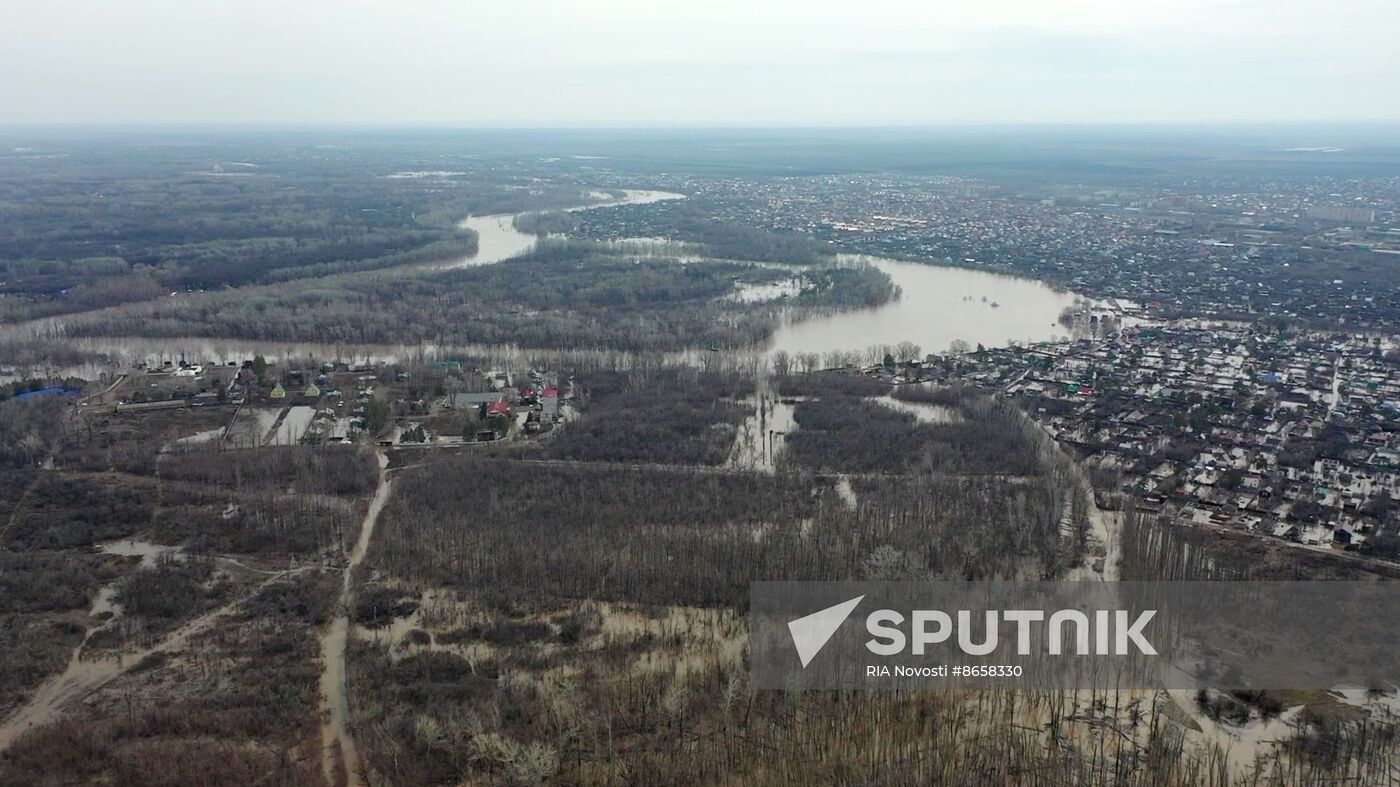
<box><xmin>1119</xmin><ymin>510</ymin><xmax>1400</xmax><ymax>581</ymax></box>
<box><xmin>576</xmin><ymin>199</ymin><xmax>831</xmax><ymax>264</ymax></box>
<box><xmin>62</xmin><ymin>241</ymin><xmax>895</xmax><ymax>352</ymax></box>
<box><xmin>0</xmin><ymin>396</ymin><xmax>72</xmax><ymax>469</ymax></box>
<box><xmin>1114</xmin><ymin>513</ymin><xmax>1400</xmax><ymax>778</ymax></box>
<box><xmin>0</xmin><ymin>385</ymin><xmax>378</xmax><ymax>777</ymax></box>
<box><xmin>376</xmin><ymin>459</ymin><xmax>824</xmax><ymax>607</ymax></box>
<box><xmin>1</xmin><ymin>234</ymin><xmax>479</xmax><ymax>321</ymax></box>
<box><xmin>891</xmin><ymin>380</ymin><xmax>979</xmax><ymax>406</ymax></box>
<box><xmin>54</xmin><ymin>408</ymin><xmax>234</xmax><ymax>476</ymax></box>
<box><xmin>4</xmin><ymin>429</ymin><xmax>376</xmax><ymax>555</ymax></box>
<box><xmin>0</xmin><ymin>552</ymin><xmax>120</xmax><ymax>712</ymax></box>
<box><xmin>0</xmin><ymin>552</ymin><xmax>115</xmax><ymax>615</ymax></box>
<box><xmin>349</xmin><ymin>618</ymin><xmax>1389</xmax><ymax>787</ymax></box>
<box><xmin>350</xmin><ymin>396</ymin><xmax>1398</xmax><ymax>786</ymax></box>
<box><xmin>783</xmin><ymin>388</ymin><xmax>1044</xmax><ymax>476</ymax></box>
<box><xmin>0</xmin><ymin>339</ymin><xmax>109</xmax><ymax>374</ymax></box>
<box><xmin>372</xmin><ymin>455</ymin><xmax>1065</xmax><ymax>610</ymax></box>
<box><xmin>3</xmin><ymin>473</ymin><xmax>155</xmax><ymax>550</ymax></box>
<box><xmin>158</xmin><ymin>444</ymin><xmax>378</xmax><ymax>498</ymax></box>
<box><xmin>540</xmin><ymin>368</ymin><xmax>753</xmax><ymax>465</ymax></box>
<box><xmin>776</xmin><ymin>371</ymin><xmax>891</xmax><ymax>397</ymax></box>
<box><xmin>114</xmin><ymin>556</ymin><xmax>225</xmax><ymax>631</ymax></box>
<box><xmin>351</xmin><ymin>428</ymin><xmax>1074</xmax><ymax>785</ymax></box>
<box><xmin>147</xmin><ymin>487</ymin><xmax>363</xmax><ymax>557</ymax></box>
<box><xmin>1</xmin><ymin>570</ymin><xmax>337</xmax><ymax>787</ymax></box>
<box><xmin>512</xmin><ymin>209</ymin><xmax>579</xmax><ymax>235</ymax></box>
<box><xmin>0</xmin><ymin>137</ymin><xmax>605</xmax><ymax>322</ymax></box>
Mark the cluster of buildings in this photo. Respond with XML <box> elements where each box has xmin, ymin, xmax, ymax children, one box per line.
<box><xmin>100</xmin><ymin>350</ymin><xmax>576</xmax><ymax>449</ymax></box>
<box><xmin>582</xmin><ymin>172</ymin><xmax>1400</xmax><ymax>332</ymax></box>
<box><xmin>445</xmin><ymin>368</ymin><xmax>563</xmax><ymax>440</ymax></box>
<box><xmin>946</xmin><ymin>326</ymin><xmax>1400</xmax><ymax>557</ymax></box>
<box><xmin>572</xmin><ymin>168</ymin><xmax>1400</xmax><ymax>561</ymax></box>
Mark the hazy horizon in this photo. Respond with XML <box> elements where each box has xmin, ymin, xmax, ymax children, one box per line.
<box><xmin>4</xmin><ymin>121</ymin><xmax>1400</xmax><ymax>131</ymax></box>
<box><xmin>3</xmin><ymin>0</ymin><xmax>1396</xmax><ymax>127</ymax></box>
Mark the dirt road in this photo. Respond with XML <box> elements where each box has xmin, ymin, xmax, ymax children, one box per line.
<box><xmin>319</xmin><ymin>451</ymin><xmax>392</xmax><ymax>787</ymax></box>
<box><xmin>0</xmin><ymin>567</ymin><xmax>305</xmax><ymax>751</ymax></box>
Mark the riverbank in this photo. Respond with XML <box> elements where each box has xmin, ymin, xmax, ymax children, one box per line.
<box><xmin>3</xmin><ymin>187</ymin><xmax>1096</xmax><ymax>381</ymax></box>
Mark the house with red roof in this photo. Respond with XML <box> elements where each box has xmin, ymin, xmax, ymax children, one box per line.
<box><xmin>540</xmin><ymin>387</ymin><xmax>560</xmax><ymax>420</ymax></box>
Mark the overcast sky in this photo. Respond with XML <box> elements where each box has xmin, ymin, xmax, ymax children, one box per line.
<box><xmin>3</xmin><ymin>0</ymin><xmax>1396</xmax><ymax>126</ymax></box>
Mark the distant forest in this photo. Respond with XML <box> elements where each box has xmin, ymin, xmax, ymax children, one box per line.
<box><xmin>575</xmin><ymin>199</ymin><xmax>831</xmax><ymax>264</ymax></box>
<box><xmin>0</xmin><ymin>139</ymin><xmax>599</xmax><ymax>322</ymax></box>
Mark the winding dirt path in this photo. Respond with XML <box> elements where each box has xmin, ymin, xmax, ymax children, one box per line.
<box><xmin>319</xmin><ymin>451</ymin><xmax>392</xmax><ymax>787</ymax></box>
<box><xmin>0</xmin><ymin>567</ymin><xmax>306</xmax><ymax>751</ymax></box>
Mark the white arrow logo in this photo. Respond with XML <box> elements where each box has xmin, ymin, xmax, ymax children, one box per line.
<box><xmin>787</xmin><ymin>595</ymin><xmax>864</xmax><ymax>668</ymax></box>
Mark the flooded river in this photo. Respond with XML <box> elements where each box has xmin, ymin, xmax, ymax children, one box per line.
<box><xmin>768</xmin><ymin>255</ymin><xmax>1079</xmax><ymax>357</ymax></box>
<box><xmin>5</xmin><ymin>189</ymin><xmax>1088</xmax><ymax>378</ymax></box>
<box><xmin>446</xmin><ymin>189</ymin><xmax>686</xmax><ymax>269</ymax></box>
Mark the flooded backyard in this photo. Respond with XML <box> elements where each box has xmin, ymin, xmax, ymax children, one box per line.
<box><xmin>727</xmin><ymin>389</ymin><xmax>798</xmax><ymax>472</ymax></box>
<box><xmin>272</xmin><ymin>405</ymin><xmax>317</xmax><ymax>444</ymax></box>
<box><xmin>871</xmin><ymin>393</ymin><xmax>962</xmax><ymax>424</ymax></box>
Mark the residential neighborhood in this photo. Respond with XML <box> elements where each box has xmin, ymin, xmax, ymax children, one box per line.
<box><xmin>879</xmin><ymin>324</ymin><xmax>1400</xmax><ymax>559</ymax></box>
<box><xmin>94</xmin><ymin>354</ymin><xmax>571</xmax><ymax>451</ymax></box>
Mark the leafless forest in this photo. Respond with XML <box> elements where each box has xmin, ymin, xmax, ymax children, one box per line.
<box><xmin>316</xmin><ymin>370</ymin><xmax>1400</xmax><ymax>785</ymax></box>
<box><xmin>3</xmin><ymin>360</ymin><xmax>1399</xmax><ymax>786</ymax></box>
<box><xmin>0</xmin><ymin>406</ymin><xmax>379</xmax><ymax>785</ymax></box>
